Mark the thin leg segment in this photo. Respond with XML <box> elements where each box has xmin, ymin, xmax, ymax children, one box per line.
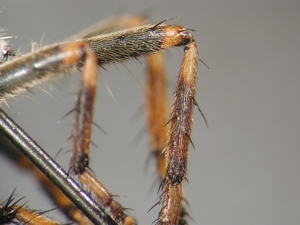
<box><xmin>67</xmin><ymin>42</ymin><xmax>98</xmax><ymax>175</ymax></box>
<box><xmin>165</xmin><ymin>40</ymin><xmax>198</xmax><ymax>185</ymax></box>
<box><xmin>146</xmin><ymin>52</ymin><xmax>168</xmax><ymax>179</ymax></box>
<box><xmin>158</xmin><ymin>40</ymin><xmax>198</xmax><ymax>225</ymax></box>
<box><xmin>79</xmin><ymin>170</ymin><xmax>135</xmax><ymax>225</ymax></box>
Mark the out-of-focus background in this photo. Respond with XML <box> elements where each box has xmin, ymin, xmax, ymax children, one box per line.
<box><xmin>1</xmin><ymin>1</ymin><xmax>300</xmax><ymax>224</ymax></box>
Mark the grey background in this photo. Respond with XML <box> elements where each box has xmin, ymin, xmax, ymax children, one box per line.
<box><xmin>1</xmin><ymin>0</ymin><xmax>300</xmax><ymax>224</ymax></box>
